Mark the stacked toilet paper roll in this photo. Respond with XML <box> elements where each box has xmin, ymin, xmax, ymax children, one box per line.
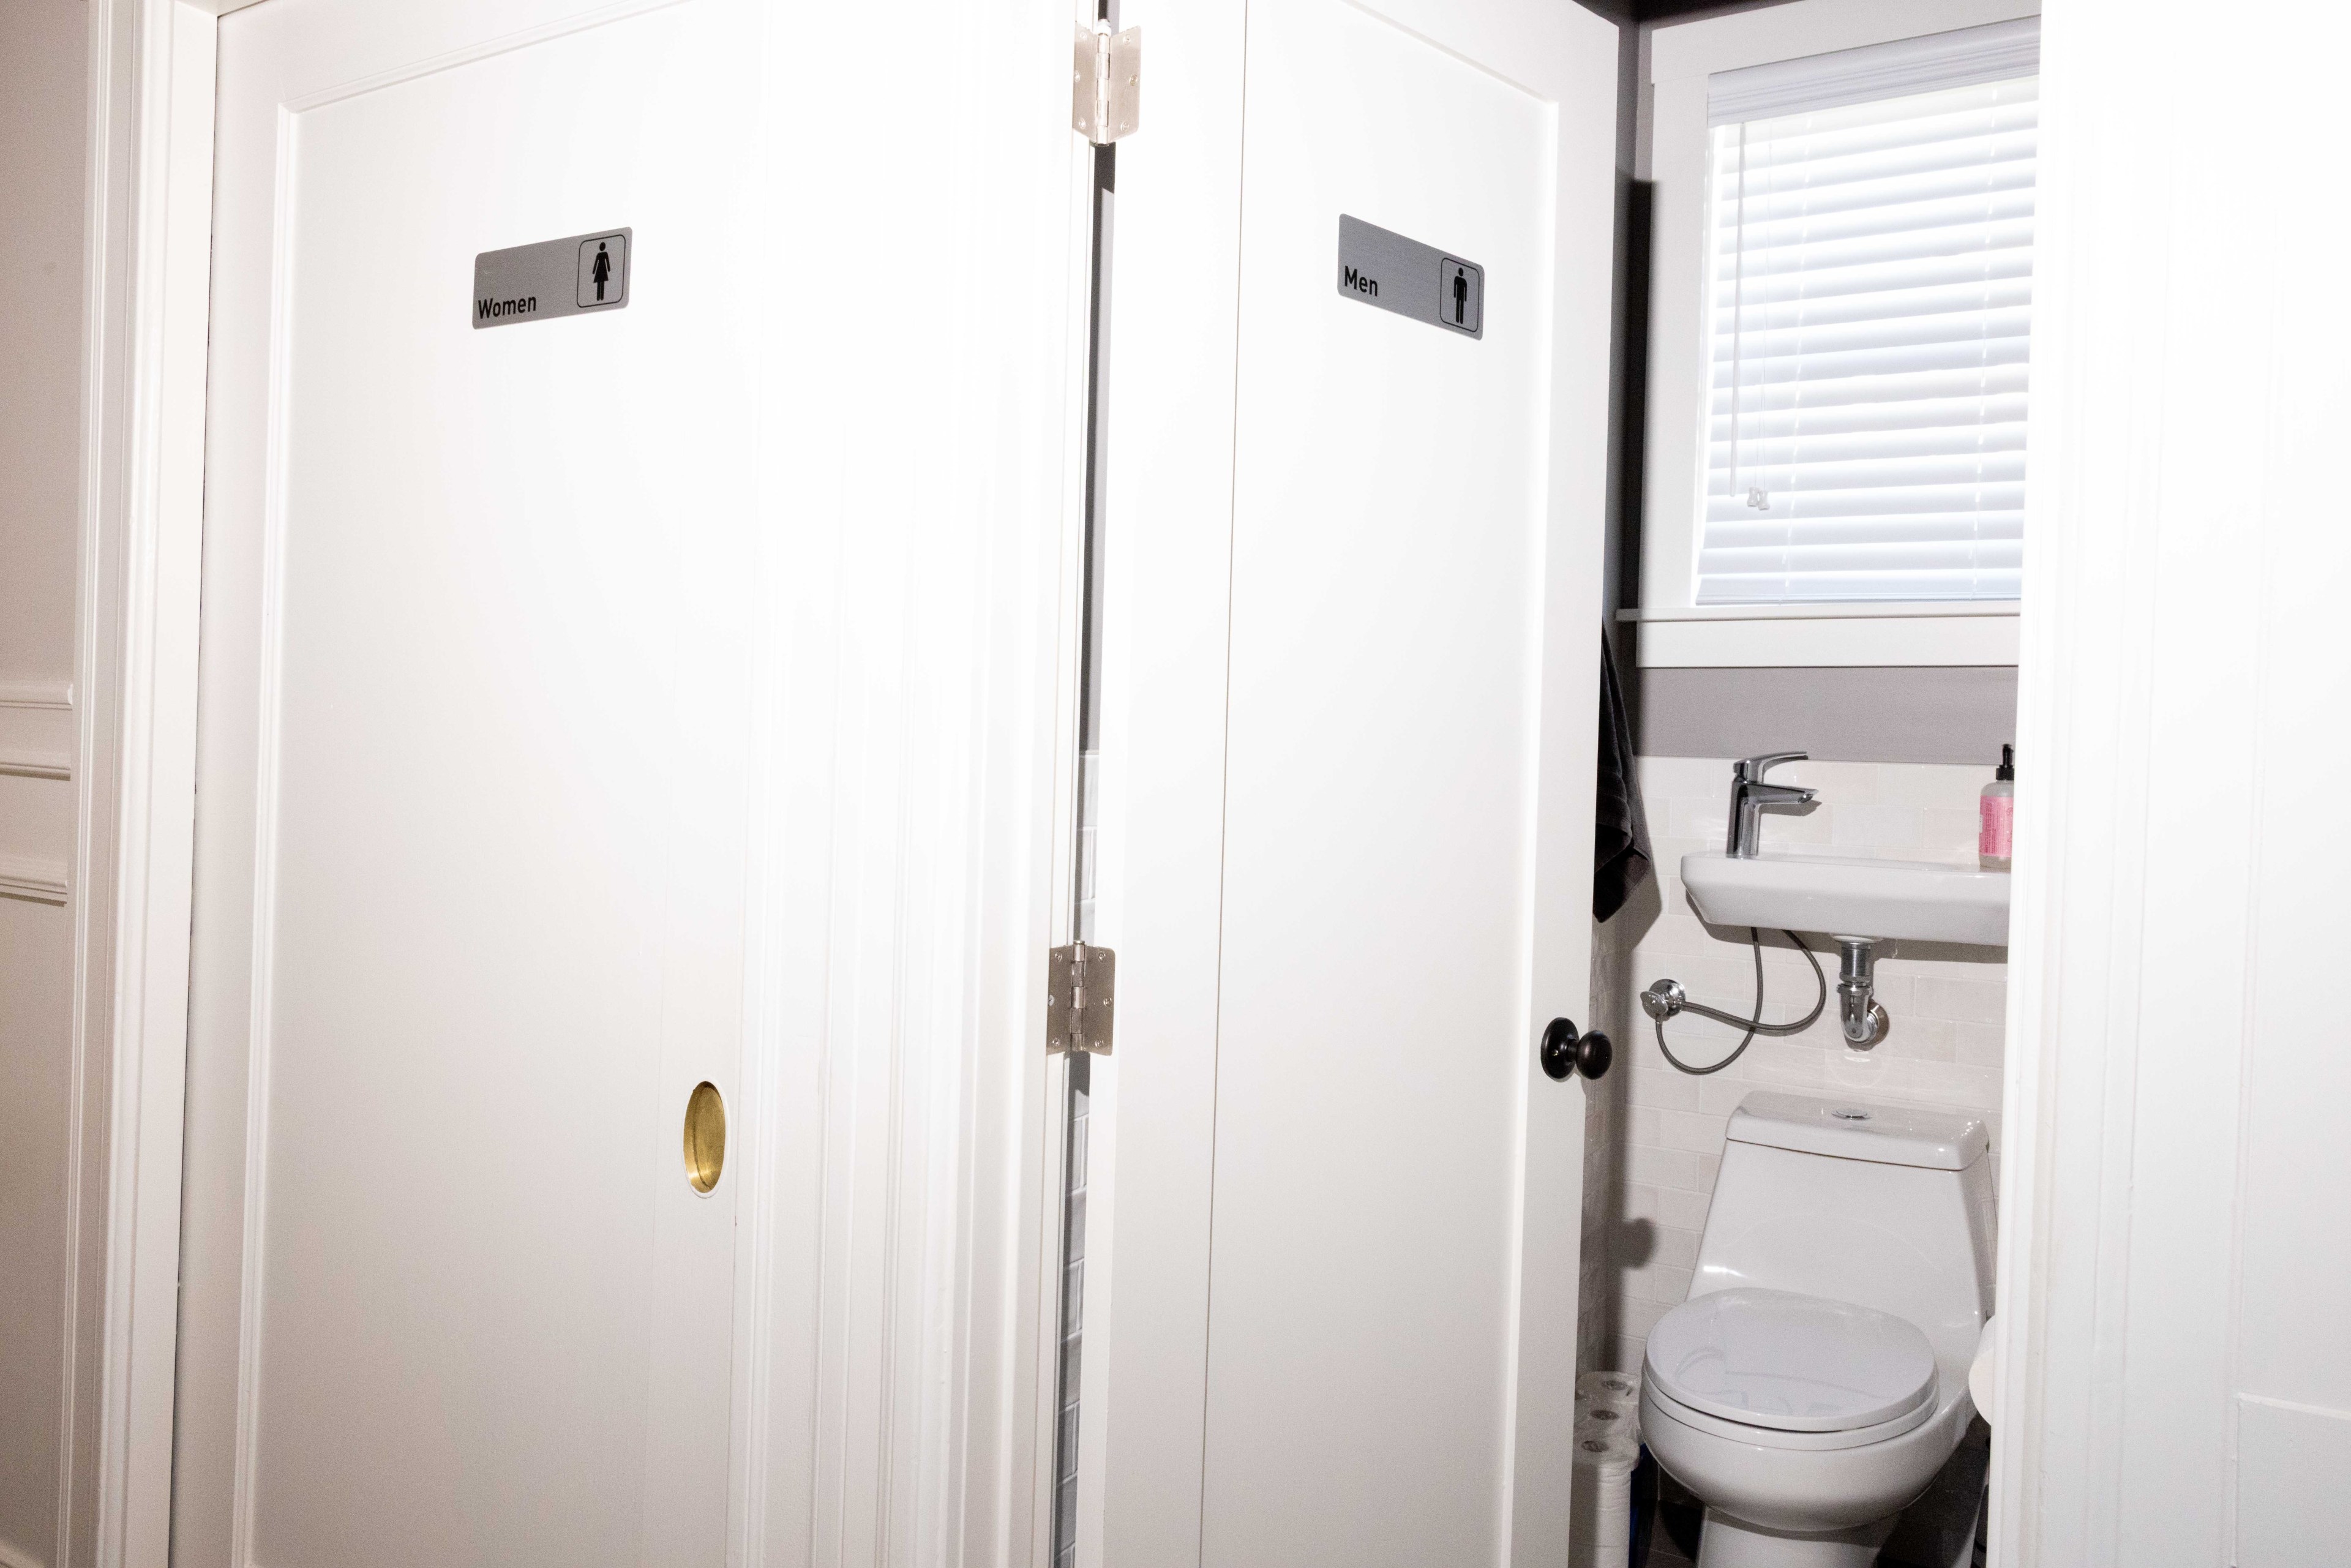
<box><xmin>1570</xmin><ymin>1372</ymin><xmax>1643</xmax><ymax>1567</ymax></box>
<box><xmin>1576</xmin><ymin>1369</ymin><xmax>1642</xmax><ymax>1419</ymax></box>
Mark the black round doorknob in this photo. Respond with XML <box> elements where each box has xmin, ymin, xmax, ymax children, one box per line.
<box><xmin>1540</xmin><ymin>1016</ymin><xmax>1612</xmax><ymax>1082</ymax></box>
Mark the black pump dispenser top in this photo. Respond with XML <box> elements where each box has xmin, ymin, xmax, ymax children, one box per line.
<box><xmin>1997</xmin><ymin>743</ymin><xmax>2015</xmax><ymax>781</ymax></box>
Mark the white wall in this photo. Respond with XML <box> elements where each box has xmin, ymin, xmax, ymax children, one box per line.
<box><xmin>1583</xmin><ymin>756</ymin><xmax>2008</xmax><ymax>1375</ymax></box>
<box><xmin>0</xmin><ymin>2</ymin><xmax>86</xmax><ymax>1564</ymax></box>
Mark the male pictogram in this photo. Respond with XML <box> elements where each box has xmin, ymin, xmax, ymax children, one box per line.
<box><xmin>1438</xmin><ymin>258</ymin><xmax>1481</xmax><ymax>336</ymax></box>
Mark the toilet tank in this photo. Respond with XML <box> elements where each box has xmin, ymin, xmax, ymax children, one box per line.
<box><xmin>1691</xmin><ymin>1092</ymin><xmax>1995</xmax><ymax>1371</ymax></box>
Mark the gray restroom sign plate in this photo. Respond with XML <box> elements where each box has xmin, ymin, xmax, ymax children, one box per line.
<box><xmin>1335</xmin><ymin>214</ymin><xmax>1482</xmax><ymax>339</ymax></box>
<box><xmin>473</xmin><ymin>227</ymin><xmax>631</xmax><ymax>328</ymax></box>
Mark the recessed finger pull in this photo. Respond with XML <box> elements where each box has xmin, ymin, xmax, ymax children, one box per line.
<box><xmin>683</xmin><ymin>1081</ymin><xmax>727</xmax><ymax>1193</ymax></box>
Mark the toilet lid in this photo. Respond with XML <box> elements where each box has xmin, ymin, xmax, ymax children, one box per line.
<box><xmin>1644</xmin><ymin>1288</ymin><xmax>1938</xmax><ymax>1434</ymax></box>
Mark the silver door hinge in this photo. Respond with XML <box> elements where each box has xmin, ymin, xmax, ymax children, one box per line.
<box><xmin>1046</xmin><ymin>942</ymin><xmax>1116</xmax><ymax>1054</ymax></box>
<box><xmin>1072</xmin><ymin>25</ymin><xmax>1141</xmax><ymax>144</ymax></box>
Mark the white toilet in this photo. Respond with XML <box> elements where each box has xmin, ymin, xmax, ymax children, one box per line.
<box><xmin>1639</xmin><ymin>1091</ymin><xmax>1994</xmax><ymax>1568</ymax></box>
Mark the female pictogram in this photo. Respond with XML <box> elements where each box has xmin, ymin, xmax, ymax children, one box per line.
<box><xmin>576</xmin><ymin>232</ymin><xmax>627</xmax><ymax>309</ymax></box>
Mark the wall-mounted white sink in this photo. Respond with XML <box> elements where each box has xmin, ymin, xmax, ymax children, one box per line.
<box><xmin>1681</xmin><ymin>850</ymin><xmax>2010</xmax><ymax>947</ymax></box>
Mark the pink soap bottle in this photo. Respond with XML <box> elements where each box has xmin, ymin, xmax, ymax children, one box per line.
<box><xmin>1979</xmin><ymin>744</ymin><xmax>2015</xmax><ymax>871</ymax></box>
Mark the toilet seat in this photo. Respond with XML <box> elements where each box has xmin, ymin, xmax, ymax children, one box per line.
<box><xmin>1643</xmin><ymin>1372</ymin><xmax>1942</xmax><ymax>1452</ymax></box>
<box><xmin>1644</xmin><ymin>1288</ymin><xmax>1938</xmax><ymax>1440</ymax></box>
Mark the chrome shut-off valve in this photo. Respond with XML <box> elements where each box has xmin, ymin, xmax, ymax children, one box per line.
<box><xmin>1640</xmin><ymin>977</ymin><xmax>1687</xmax><ymax>1022</ymax></box>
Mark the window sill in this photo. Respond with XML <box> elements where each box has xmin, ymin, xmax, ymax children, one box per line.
<box><xmin>1619</xmin><ymin>603</ymin><xmax>2020</xmax><ymax>667</ymax></box>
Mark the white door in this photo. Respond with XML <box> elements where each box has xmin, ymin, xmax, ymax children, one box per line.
<box><xmin>176</xmin><ymin>3</ymin><xmax>768</xmax><ymax>1564</ymax></box>
<box><xmin>1077</xmin><ymin>1</ymin><xmax>1619</xmax><ymax>1563</ymax></box>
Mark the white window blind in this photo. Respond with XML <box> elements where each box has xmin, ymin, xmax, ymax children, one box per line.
<box><xmin>1698</xmin><ymin>20</ymin><xmax>2038</xmax><ymax>605</ymax></box>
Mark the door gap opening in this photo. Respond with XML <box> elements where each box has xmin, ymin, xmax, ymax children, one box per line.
<box><xmin>1051</xmin><ymin>7</ymin><xmax>1118</xmax><ymax>1553</ymax></box>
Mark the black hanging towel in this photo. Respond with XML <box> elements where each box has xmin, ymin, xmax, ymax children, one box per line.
<box><xmin>1593</xmin><ymin>634</ymin><xmax>1653</xmax><ymax>921</ymax></box>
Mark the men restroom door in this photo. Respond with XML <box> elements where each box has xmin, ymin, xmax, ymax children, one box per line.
<box><xmin>1081</xmin><ymin>1</ymin><xmax>1619</xmax><ymax>1563</ymax></box>
<box><xmin>175</xmin><ymin>2</ymin><xmax>769</xmax><ymax>1564</ymax></box>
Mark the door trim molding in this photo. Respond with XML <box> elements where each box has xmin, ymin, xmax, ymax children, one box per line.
<box><xmin>66</xmin><ymin>4</ymin><xmax>219</xmax><ymax>1567</ymax></box>
<box><xmin>1985</xmin><ymin>3</ymin><xmax>2218</xmax><ymax>1561</ymax></box>
<box><xmin>1981</xmin><ymin>65</ymin><xmax>2140</xmax><ymax>1539</ymax></box>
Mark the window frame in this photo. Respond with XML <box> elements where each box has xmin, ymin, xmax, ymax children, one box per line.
<box><xmin>1636</xmin><ymin>0</ymin><xmax>2041</xmax><ymax>668</ymax></box>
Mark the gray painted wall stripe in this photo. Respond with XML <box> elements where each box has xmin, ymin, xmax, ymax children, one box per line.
<box><xmin>1635</xmin><ymin>665</ymin><xmax>2017</xmax><ymax>767</ymax></box>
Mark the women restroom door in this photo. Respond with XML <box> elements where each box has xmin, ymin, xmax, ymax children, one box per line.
<box><xmin>1078</xmin><ymin>1</ymin><xmax>1619</xmax><ymax>1563</ymax></box>
<box><xmin>175</xmin><ymin>2</ymin><xmax>771</xmax><ymax>1564</ymax></box>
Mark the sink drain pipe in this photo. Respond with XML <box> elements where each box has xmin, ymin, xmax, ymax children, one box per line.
<box><xmin>1835</xmin><ymin>937</ymin><xmax>1891</xmax><ymax>1049</ymax></box>
<box><xmin>1640</xmin><ymin>929</ymin><xmax>1887</xmax><ymax>1075</ymax></box>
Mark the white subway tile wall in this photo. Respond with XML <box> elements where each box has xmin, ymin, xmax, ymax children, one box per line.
<box><xmin>1581</xmin><ymin>756</ymin><xmax>2008</xmax><ymax>1376</ymax></box>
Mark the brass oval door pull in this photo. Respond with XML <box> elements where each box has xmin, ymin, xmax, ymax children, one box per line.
<box><xmin>683</xmin><ymin>1081</ymin><xmax>727</xmax><ymax>1193</ymax></box>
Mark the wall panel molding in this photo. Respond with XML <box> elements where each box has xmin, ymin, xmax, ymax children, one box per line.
<box><xmin>0</xmin><ymin>681</ymin><xmax>73</xmax><ymax>710</ymax></box>
<box><xmin>0</xmin><ymin>855</ymin><xmax>70</xmax><ymax>905</ymax></box>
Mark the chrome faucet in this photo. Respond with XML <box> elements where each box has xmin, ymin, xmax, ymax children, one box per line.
<box><xmin>1726</xmin><ymin>751</ymin><xmax>1816</xmax><ymax>858</ymax></box>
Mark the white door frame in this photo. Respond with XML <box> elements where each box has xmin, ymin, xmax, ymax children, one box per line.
<box><xmin>66</xmin><ymin>2</ymin><xmax>1088</xmax><ymax>1566</ymax></box>
<box><xmin>1979</xmin><ymin>0</ymin><xmax>2140</xmax><ymax>1557</ymax></box>
<box><xmin>1983</xmin><ymin>1</ymin><xmax>2322</xmax><ymax>1563</ymax></box>
<box><xmin>66</xmin><ymin>6</ymin><xmax>223</xmax><ymax>1564</ymax></box>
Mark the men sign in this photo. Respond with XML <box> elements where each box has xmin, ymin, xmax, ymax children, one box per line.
<box><xmin>1333</xmin><ymin>214</ymin><xmax>1482</xmax><ymax>340</ymax></box>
